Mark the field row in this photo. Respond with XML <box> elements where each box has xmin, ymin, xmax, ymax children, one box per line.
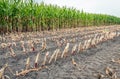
<box><xmin>0</xmin><ymin>26</ymin><xmax>120</xmax><ymax>79</ymax></box>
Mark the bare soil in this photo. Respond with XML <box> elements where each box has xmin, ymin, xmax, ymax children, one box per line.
<box><xmin>0</xmin><ymin>25</ymin><xmax>120</xmax><ymax>79</ymax></box>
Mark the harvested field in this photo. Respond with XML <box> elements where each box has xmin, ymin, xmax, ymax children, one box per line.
<box><xmin>0</xmin><ymin>25</ymin><xmax>120</xmax><ymax>79</ymax></box>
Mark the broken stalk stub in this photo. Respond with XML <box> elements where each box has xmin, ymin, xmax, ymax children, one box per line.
<box><xmin>71</xmin><ymin>44</ymin><xmax>77</xmax><ymax>55</ymax></box>
<box><xmin>9</xmin><ymin>47</ymin><xmax>16</xmax><ymax>57</ymax></box>
<box><xmin>35</xmin><ymin>53</ymin><xmax>40</xmax><ymax>68</ymax></box>
<box><xmin>61</xmin><ymin>43</ymin><xmax>69</xmax><ymax>58</ymax></box>
<box><xmin>42</xmin><ymin>52</ymin><xmax>49</xmax><ymax>66</ymax></box>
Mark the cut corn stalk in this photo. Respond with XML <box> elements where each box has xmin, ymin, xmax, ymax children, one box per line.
<box><xmin>71</xmin><ymin>58</ymin><xmax>81</xmax><ymax>70</ymax></box>
<box><xmin>56</xmin><ymin>40</ymin><xmax>61</xmax><ymax>47</ymax></box>
<box><xmin>9</xmin><ymin>47</ymin><xmax>16</xmax><ymax>57</ymax></box>
<box><xmin>61</xmin><ymin>43</ymin><xmax>70</xmax><ymax>58</ymax></box>
<box><xmin>91</xmin><ymin>38</ymin><xmax>96</xmax><ymax>47</ymax></box>
<box><xmin>0</xmin><ymin>43</ymin><xmax>7</xmax><ymax>53</ymax></box>
<box><xmin>86</xmin><ymin>38</ymin><xmax>92</xmax><ymax>48</ymax></box>
<box><xmin>40</xmin><ymin>38</ymin><xmax>47</xmax><ymax>51</ymax></box>
<box><xmin>78</xmin><ymin>42</ymin><xmax>83</xmax><ymax>52</ymax></box>
<box><xmin>83</xmin><ymin>40</ymin><xmax>88</xmax><ymax>50</ymax></box>
<box><xmin>20</xmin><ymin>41</ymin><xmax>26</xmax><ymax>53</ymax></box>
<box><xmin>112</xmin><ymin>58</ymin><xmax>120</xmax><ymax>64</ymax></box>
<box><xmin>25</xmin><ymin>57</ymin><xmax>30</xmax><ymax>70</ymax></box>
<box><xmin>93</xmin><ymin>73</ymin><xmax>105</xmax><ymax>79</ymax></box>
<box><xmin>12</xmin><ymin>42</ymin><xmax>16</xmax><ymax>47</ymax></box>
<box><xmin>49</xmin><ymin>50</ymin><xmax>57</xmax><ymax>64</ymax></box>
<box><xmin>42</xmin><ymin>52</ymin><xmax>49</xmax><ymax>66</ymax></box>
<box><xmin>105</xmin><ymin>67</ymin><xmax>115</xmax><ymax>78</ymax></box>
<box><xmin>31</xmin><ymin>43</ymin><xmax>35</xmax><ymax>51</ymax></box>
<box><xmin>35</xmin><ymin>53</ymin><xmax>40</xmax><ymax>68</ymax></box>
<box><xmin>22</xmin><ymin>46</ymin><xmax>26</xmax><ymax>53</ymax></box>
<box><xmin>0</xmin><ymin>43</ymin><xmax>7</xmax><ymax>49</ymax></box>
<box><xmin>54</xmin><ymin>49</ymin><xmax>60</xmax><ymax>62</ymax></box>
<box><xmin>72</xmin><ymin>58</ymin><xmax>77</xmax><ymax>66</ymax></box>
<box><xmin>0</xmin><ymin>63</ymin><xmax>10</xmax><ymax>79</ymax></box>
<box><xmin>71</xmin><ymin>44</ymin><xmax>77</xmax><ymax>55</ymax></box>
<box><xmin>15</xmin><ymin>66</ymin><xmax>47</xmax><ymax>76</ymax></box>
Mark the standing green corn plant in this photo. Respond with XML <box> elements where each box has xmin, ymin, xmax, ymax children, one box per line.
<box><xmin>0</xmin><ymin>0</ymin><xmax>120</xmax><ymax>33</ymax></box>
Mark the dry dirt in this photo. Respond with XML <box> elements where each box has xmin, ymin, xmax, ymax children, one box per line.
<box><xmin>0</xmin><ymin>26</ymin><xmax>120</xmax><ymax>79</ymax></box>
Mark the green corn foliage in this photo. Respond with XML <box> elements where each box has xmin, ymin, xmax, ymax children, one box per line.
<box><xmin>0</xmin><ymin>0</ymin><xmax>120</xmax><ymax>33</ymax></box>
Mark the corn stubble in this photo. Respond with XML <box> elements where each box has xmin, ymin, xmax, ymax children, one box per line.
<box><xmin>71</xmin><ymin>44</ymin><xmax>77</xmax><ymax>55</ymax></box>
<box><xmin>35</xmin><ymin>53</ymin><xmax>40</xmax><ymax>68</ymax></box>
<box><xmin>112</xmin><ymin>58</ymin><xmax>120</xmax><ymax>64</ymax></box>
<box><xmin>15</xmin><ymin>53</ymin><xmax>47</xmax><ymax>77</ymax></box>
<box><xmin>40</xmin><ymin>38</ymin><xmax>47</xmax><ymax>51</ymax></box>
<box><xmin>0</xmin><ymin>64</ymin><xmax>9</xmax><ymax>79</ymax></box>
<box><xmin>20</xmin><ymin>41</ymin><xmax>26</xmax><ymax>53</ymax></box>
<box><xmin>105</xmin><ymin>67</ymin><xmax>117</xmax><ymax>79</ymax></box>
<box><xmin>61</xmin><ymin>43</ymin><xmax>70</xmax><ymax>58</ymax></box>
<box><xmin>42</xmin><ymin>52</ymin><xmax>49</xmax><ymax>66</ymax></box>
<box><xmin>71</xmin><ymin>58</ymin><xmax>83</xmax><ymax>71</ymax></box>
<box><xmin>49</xmin><ymin>49</ymin><xmax>58</xmax><ymax>64</ymax></box>
<box><xmin>25</xmin><ymin>57</ymin><xmax>30</xmax><ymax>70</ymax></box>
<box><xmin>0</xmin><ymin>26</ymin><xmax>120</xmax><ymax>78</ymax></box>
<box><xmin>0</xmin><ymin>63</ymin><xmax>14</xmax><ymax>79</ymax></box>
<box><xmin>9</xmin><ymin>47</ymin><xmax>16</xmax><ymax>57</ymax></box>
